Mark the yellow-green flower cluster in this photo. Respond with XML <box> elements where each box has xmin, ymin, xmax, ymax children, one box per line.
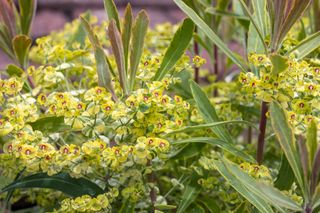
<box><xmin>3</xmin><ymin>127</ymin><xmax>169</xmax><ymax>176</ymax></box>
<box><xmin>0</xmin><ymin>94</ymin><xmax>39</xmax><ymax>136</ymax></box>
<box><xmin>193</xmin><ymin>55</ymin><xmax>206</xmax><ymax>68</ymax></box>
<box><xmin>0</xmin><ymin>77</ymin><xmax>23</xmax><ymax>102</ymax></box>
<box><xmin>34</xmin><ymin>82</ymin><xmax>190</xmax><ymax>139</ymax></box>
<box><xmin>239</xmin><ymin>162</ymin><xmax>272</xmax><ymax>183</ymax></box>
<box><xmin>241</xmin><ymin>53</ymin><xmax>320</xmax><ymax>130</ymax></box>
<box><xmin>28</xmin><ymin>66</ymin><xmax>65</xmax><ymax>90</ymax></box>
<box><xmin>56</xmin><ymin>189</ymin><xmax>118</xmax><ymax>213</ymax></box>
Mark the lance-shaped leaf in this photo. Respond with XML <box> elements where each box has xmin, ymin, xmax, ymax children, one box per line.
<box><xmin>297</xmin><ymin>139</ymin><xmax>309</xmax><ymax>183</ymax></box>
<box><xmin>18</xmin><ymin>0</ymin><xmax>37</xmax><ymax>35</ymax></box>
<box><xmin>129</xmin><ymin>10</ymin><xmax>149</xmax><ymax>90</ymax></box>
<box><xmin>122</xmin><ymin>4</ymin><xmax>133</xmax><ymax>72</ymax></box>
<box><xmin>205</xmin><ymin>8</ymin><xmax>250</xmax><ymax>21</ymax></box>
<box><xmin>270</xmin><ymin>0</ymin><xmax>312</xmax><ymax>51</ymax></box>
<box><xmin>174</xmin><ymin>0</ymin><xmax>248</xmax><ymax>72</ymax></box>
<box><xmin>270</xmin><ymin>102</ymin><xmax>305</xmax><ymax>196</ymax></box>
<box><xmin>0</xmin><ymin>173</ymin><xmax>104</xmax><ymax>197</ymax></box>
<box><xmin>274</xmin><ymin>155</ymin><xmax>294</xmax><ymax>190</ymax></box>
<box><xmin>190</xmin><ymin>80</ymin><xmax>235</xmax><ymax>144</ymax></box>
<box><xmin>176</xmin><ymin>185</ymin><xmax>200</xmax><ymax>213</ymax></box>
<box><xmin>12</xmin><ymin>35</ymin><xmax>32</xmax><ymax>68</ymax></box>
<box><xmin>285</xmin><ymin>31</ymin><xmax>320</xmax><ymax>59</ymax></box>
<box><xmin>215</xmin><ymin>158</ymin><xmax>302</xmax><ymax>212</ymax></box>
<box><xmin>0</xmin><ymin>0</ymin><xmax>16</xmax><ymax>38</ymax></box>
<box><xmin>176</xmin><ymin>175</ymin><xmax>201</xmax><ymax>213</ymax></box>
<box><xmin>153</xmin><ymin>18</ymin><xmax>194</xmax><ymax>81</ymax></box>
<box><xmin>80</xmin><ymin>17</ymin><xmax>116</xmax><ymax>99</ymax></box>
<box><xmin>311</xmin><ymin>148</ymin><xmax>320</xmax><ymax>195</ymax></box>
<box><xmin>6</xmin><ymin>64</ymin><xmax>24</xmax><ymax>77</ymax></box>
<box><xmin>108</xmin><ymin>20</ymin><xmax>128</xmax><ymax>95</ymax></box>
<box><xmin>306</xmin><ymin>120</ymin><xmax>318</xmax><ymax>169</ymax></box>
<box><xmin>239</xmin><ymin>0</ymin><xmax>268</xmax><ymax>54</ymax></box>
<box><xmin>167</xmin><ymin>120</ymin><xmax>257</xmax><ymax>135</ymax></box>
<box><xmin>246</xmin><ymin>0</ymin><xmax>269</xmax><ymax>54</ymax></box>
<box><xmin>68</xmin><ymin>12</ymin><xmax>90</xmax><ymax>49</ymax></box>
<box><xmin>103</xmin><ymin>0</ymin><xmax>121</xmax><ymax>31</ymax></box>
<box><xmin>119</xmin><ymin>200</ymin><xmax>135</xmax><ymax>213</ymax></box>
<box><xmin>213</xmin><ymin>160</ymin><xmax>274</xmax><ymax>213</ymax></box>
<box><xmin>0</xmin><ymin>24</ymin><xmax>15</xmax><ymax>58</ymax></box>
<box><xmin>172</xmin><ymin>137</ymin><xmax>255</xmax><ymax>163</ymax></box>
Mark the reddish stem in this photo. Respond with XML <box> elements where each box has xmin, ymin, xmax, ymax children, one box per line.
<box><xmin>257</xmin><ymin>101</ymin><xmax>268</xmax><ymax>164</ymax></box>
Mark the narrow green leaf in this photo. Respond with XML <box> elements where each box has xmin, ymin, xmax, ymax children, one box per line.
<box><xmin>103</xmin><ymin>0</ymin><xmax>121</xmax><ymax>31</ymax></box>
<box><xmin>172</xmin><ymin>137</ymin><xmax>255</xmax><ymax>163</ymax></box>
<box><xmin>270</xmin><ymin>102</ymin><xmax>305</xmax><ymax>195</ymax></box>
<box><xmin>167</xmin><ymin>120</ymin><xmax>257</xmax><ymax>135</ymax></box>
<box><xmin>271</xmin><ymin>0</ymin><xmax>312</xmax><ymax>51</ymax></box>
<box><xmin>108</xmin><ymin>20</ymin><xmax>128</xmax><ymax>95</ymax></box>
<box><xmin>311</xmin><ymin>148</ymin><xmax>320</xmax><ymax>195</ymax></box>
<box><xmin>122</xmin><ymin>4</ymin><xmax>133</xmax><ymax>72</ymax></box>
<box><xmin>189</xmin><ymin>203</ymin><xmax>206</xmax><ymax>213</ymax></box>
<box><xmin>0</xmin><ymin>173</ymin><xmax>104</xmax><ymax>197</ymax></box>
<box><xmin>68</xmin><ymin>12</ymin><xmax>90</xmax><ymax>49</ymax></box>
<box><xmin>213</xmin><ymin>160</ymin><xmax>274</xmax><ymax>213</ymax></box>
<box><xmin>119</xmin><ymin>200</ymin><xmax>135</xmax><ymax>213</ymax></box>
<box><xmin>221</xmin><ymin>158</ymin><xmax>302</xmax><ymax>211</ymax></box>
<box><xmin>177</xmin><ymin>185</ymin><xmax>200</xmax><ymax>213</ymax></box>
<box><xmin>250</xmin><ymin>0</ymin><xmax>269</xmax><ymax>38</ymax></box>
<box><xmin>153</xmin><ymin>18</ymin><xmax>194</xmax><ymax>81</ymax></box>
<box><xmin>307</xmin><ymin>120</ymin><xmax>318</xmax><ymax>168</ymax></box>
<box><xmin>274</xmin><ymin>155</ymin><xmax>295</xmax><ymax>190</ymax></box>
<box><xmin>155</xmin><ymin>204</ymin><xmax>176</xmax><ymax>210</ymax></box>
<box><xmin>239</xmin><ymin>0</ymin><xmax>268</xmax><ymax>54</ymax></box>
<box><xmin>215</xmin><ymin>158</ymin><xmax>302</xmax><ymax>212</ymax></box>
<box><xmin>28</xmin><ymin>116</ymin><xmax>70</xmax><ymax>133</ymax></box>
<box><xmin>18</xmin><ymin>0</ymin><xmax>37</xmax><ymax>35</ymax></box>
<box><xmin>0</xmin><ymin>0</ymin><xmax>16</xmax><ymax>38</ymax></box>
<box><xmin>0</xmin><ymin>22</ymin><xmax>15</xmax><ymax>58</ymax></box>
<box><xmin>190</xmin><ymin>80</ymin><xmax>235</xmax><ymax>144</ymax></box>
<box><xmin>80</xmin><ymin>17</ymin><xmax>116</xmax><ymax>99</ymax></box>
<box><xmin>247</xmin><ymin>0</ymin><xmax>269</xmax><ymax>54</ymax></box>
<box><xmin>278</xmin><ymin>0</ymin><xmax>312</xmax><ymax>47</ymax></box>
<box><xmin>129</xmin><ymin>10</ymin><xmax>149</xmax><ymax>90</ymax></box>
<box><xmin>168</xmin><ymin>69</ymin><xmax>193</xmax><ymax>99</ymax></box>
<box><xmin>6</xmin><ymin>64</ymin><xmax>24</xmax><ymax>77</ymax></box>
<box><xmin>174</xmin><ymin>0</ymin><xmax>248</xmax><ymax>72</ymax></box>
<box><xmin>197</xmin><ymin>197</ymin><xmax>221</xmax><ymax>213</ymax></box>
<box><xmin>270</xmin><ymin>54</ymin><xmax>289</xmax><ymax>76</ymax></box>
<box><xmin>285</xmin><ymin>31</ymin><xmax>320</xmax><ymax>59</ymax></box>
<box><xmin>12</xmin><ymin>35</ymin><xmax>32</xmax><ymax>69</ymax></box>
<box><xmin>170</xmin><ymin>143</ymin><xmax>205</xmax><ymax>160</ymax></box>
<box><xmin>205</xmin><ymin>8</ymin><xmax>250</xmax><ymax>21</ymax></box>
<box><xmin>297</xmin><ymin>139</ymin><xmax>309</xmax><ymax>183</ymax></box>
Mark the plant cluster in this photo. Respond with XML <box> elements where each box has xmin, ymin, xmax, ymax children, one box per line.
<box><xmin>1</xmin><ymin>0</ymin><xmax>320</xmax><ymax>212</ymax></box>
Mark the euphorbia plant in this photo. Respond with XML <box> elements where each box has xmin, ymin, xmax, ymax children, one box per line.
<box><xmin>0</xmin><ymin>0</ymin><xmax>204</xmax><ymax>212</ymax></box>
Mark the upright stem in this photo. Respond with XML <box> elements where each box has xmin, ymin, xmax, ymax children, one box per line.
<box><xmin>257</xmin><ymin>101</ymin><xmax>268</xmax><ymax>164</ymax></box>
<box><xmin>247</xmin><ymin>126</ymin><xmax>252</xmax><ymax>144</ymax></box>
<box><xmin>194</xmin><ymin>27</ymin><xmax>200</xmax><ymax>83</ymax></box>
<box><xmin>305</xmin><ymin>203</ymin><xmax>312</xmax><ymax>213</ymax></box>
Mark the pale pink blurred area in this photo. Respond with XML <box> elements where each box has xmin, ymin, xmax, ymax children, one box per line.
<box><xmin>0</xmin><ymin>0</ymin><xmax>185</xmax><ymax>69</ymax></box>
